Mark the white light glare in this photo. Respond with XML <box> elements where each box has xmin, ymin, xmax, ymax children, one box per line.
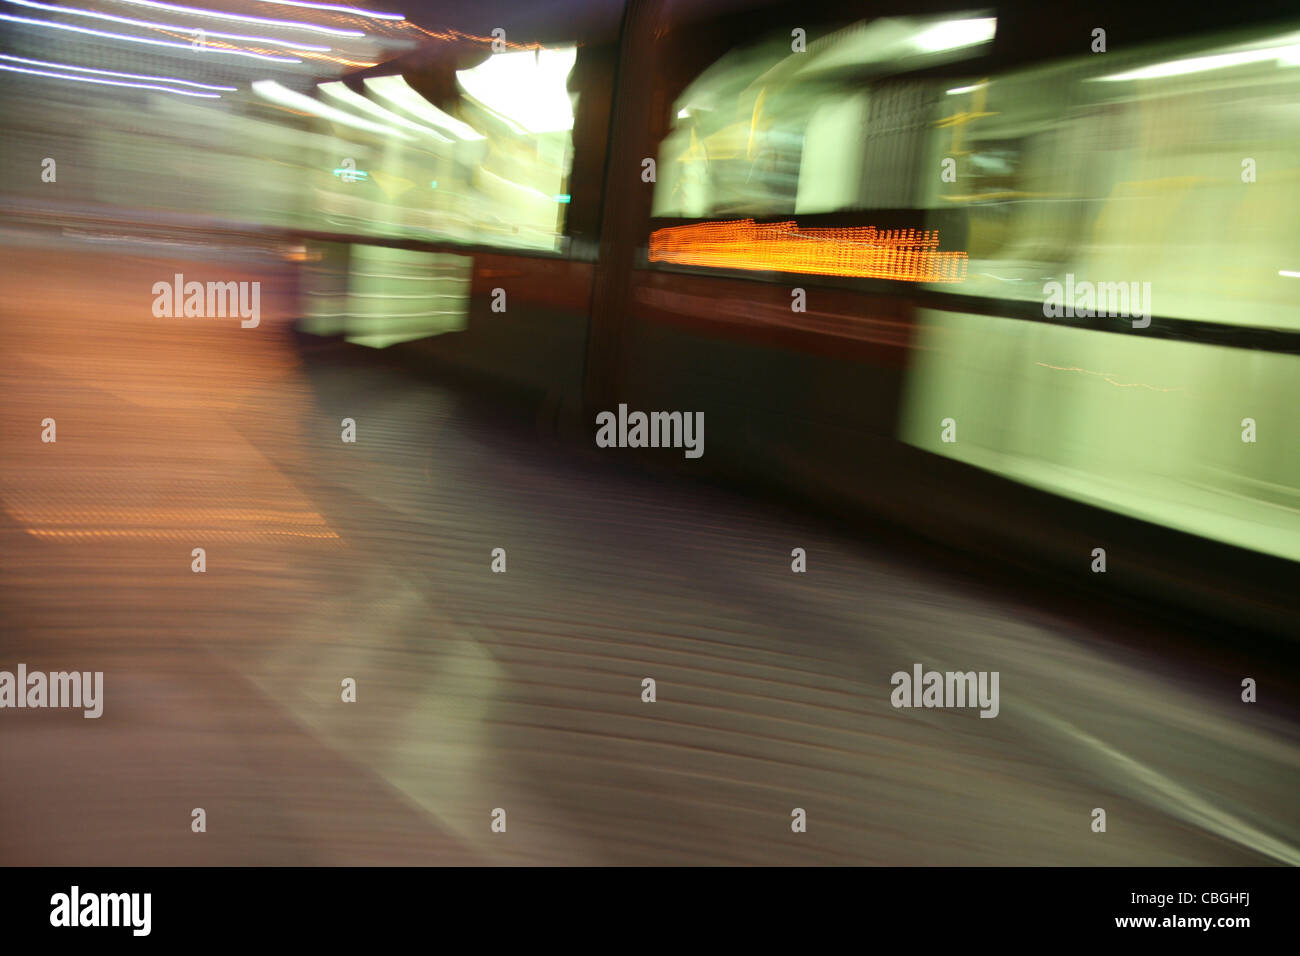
<box><xmin>455</xmin><ymin>47</ymin><xmax>578</xmax><ymax>134</ymax></box>
<box><xmin>946</xmin><ymin>82</ymin><xmax>985</xmax><ymax>95</ymax></box>
<box><xmin>318</xmin><ymin>81</ymin><xmax>452</xmax><ymax>142</ymax></box>
<box><xmin>912</xmin><ymin>17</ymin><xmax>996</xmax><ymax>55</ymax></box>
<box><xmin>253</xmin><ymin>79</ymin><xmax>412</xmax><ymax>139</ymax></box>
<box><xmin>365</xmin><ymin>75</ymin><xmax>485</xmax><ymax>140</ymax></box>
<box><xmin>1092</xmin><ymin>43</ymin><xmax>1300</xmax><ymax>81</ymax></box>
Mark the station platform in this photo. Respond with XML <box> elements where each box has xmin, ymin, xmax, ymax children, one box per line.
<box><xmin>1</xmin><ymin>239</ymin><xmax>1296</xmax><ymax>866</ymax></box>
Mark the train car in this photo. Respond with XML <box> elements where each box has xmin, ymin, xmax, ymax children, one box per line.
<box><xmin>271</xmin><ymin>0</ymin><xmax>1300</xmax><ymax>637</ymax></box>
<box><xmin>599</xmin><ymin>1</ymin><xmax>1300</xmax><ymax>636</ymax></box>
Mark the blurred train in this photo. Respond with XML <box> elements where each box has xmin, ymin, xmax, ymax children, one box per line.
<box><xmin>2</xmin><ymin>0</ymin><xmax>1297</xmax><ymax>635</ymax></box>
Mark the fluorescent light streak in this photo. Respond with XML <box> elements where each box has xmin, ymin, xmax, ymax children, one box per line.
<box><xmin>946</xmin><ymin>82</ymin><xmax>984</xmax><ymax>94</ymax></box>
<box><xmin>0</xmin><ymin>12</ymin><xmax>303</xmax><ymax>61</ymax></box>
<box><xmin>364</xmin><ymin>75</ymin><xmax>485</xmax><ymax>140</ymax></box>
<box><xmin>911</xmin><ymin>17</ymin><xmax>996</xmax><ymax>54</ymax></box>
<box><xmin>1280</xmin><ymin>270</ymin><xmax>1300</xmax><ymax>278</ymax></box>
<box><xmin>250</xmin><ymin>0</ymin><xmax>403</xmax><ymax>20</ymax></box>
<box><xmin>253</xmin><ymin>79</ymin><xmax>413</xmax><ymax>138</ymax></box>
<box><xmin>318</xmin><ymin>80</ymin><xmax>451</xmax><ymax>142</ymax></box>
<box><xmin>1092</xmin><ymin>44</ymin><xmax>1300</xmax><ymax>81</ymax></box>
<box><xmin>0</xmin><ymin>61</ymin><xmax>220</xmax><ymax>96</ymax></box>
<box><xmin>455</xmin><ymin>47</ymin><xmax>577</xmax><ymax>134</ymax></box>
<box><xmin>108</xmin><ymin>0</ymin><xmax>366</xmax><ymax>37</ymax></box>
<box><xmin>0</xmin><ymin>52</ymin><xmax>236</xmax><ymax>88</ymax></box>
<box><xmin>1</xmin><ymin>0</ymin><xmax>332</xmax><ymax>51</ymax></box>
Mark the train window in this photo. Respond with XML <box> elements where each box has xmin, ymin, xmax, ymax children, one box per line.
<box><xmin>353</xmin><ymin>47</ymin><xmax>579</xmax><ymax>253</ymax></box>
<box><xmin>652</xmin><ymin>36</ymin><xmax>801</xmax><ymax>218</ymax></box>
<box><xmin>239</xmin><ymin>44</ymin><xmax>581</xmax><ymax>254</ymax></box>
<box><xmin>450</xmin><ymin>46</ymin><xmax>579</xmax><ymax>251</ymax></box>
<box><xmin>923</xmin><ymin>23</ymin><xmax>1300</xmax><ymax>329</ymax></box>
<box><xmin>651</xmin><ymin>14</ymin><xmax>994</xmax><ymax>220</ymax></box>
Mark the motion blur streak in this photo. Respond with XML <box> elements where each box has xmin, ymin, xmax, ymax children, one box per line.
<box><xmin>0</xmin><ymin>62</ymin><xmax>223</xmax><ymax>96</ymax></box>
<box><xmin>108</xmin><ymin>0</ymin><xmax>369</xmax><ymax>36</ymax></box>
<box><xmin>0</xmin><ymin>0</ymin><xmax>1297</xmax><ymax>868</ymax></box>
<box><xmin>249</xmin><ymin>0</ymin><xmax>404</xmax><ymax>19</ymax></box>
<box><xmin>0</xmin><ymin>53</ymin><xmax>238</xmax><ymax>89</ymax></box>
<box><xmin>0</xmin><ymin>0</ymin><xmax>338</xmax><ymax>52</ymax></box>
<box><xmin>0</xmin><ymin>12</ymin><xmax>305</xmax><ymax>62</ymax></box>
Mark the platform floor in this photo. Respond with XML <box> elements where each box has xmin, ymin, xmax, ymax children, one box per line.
<box><xmin>0</xmin><ymin>239</ymin><xmax>1296</xmax><ymax>865</ymax></box>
